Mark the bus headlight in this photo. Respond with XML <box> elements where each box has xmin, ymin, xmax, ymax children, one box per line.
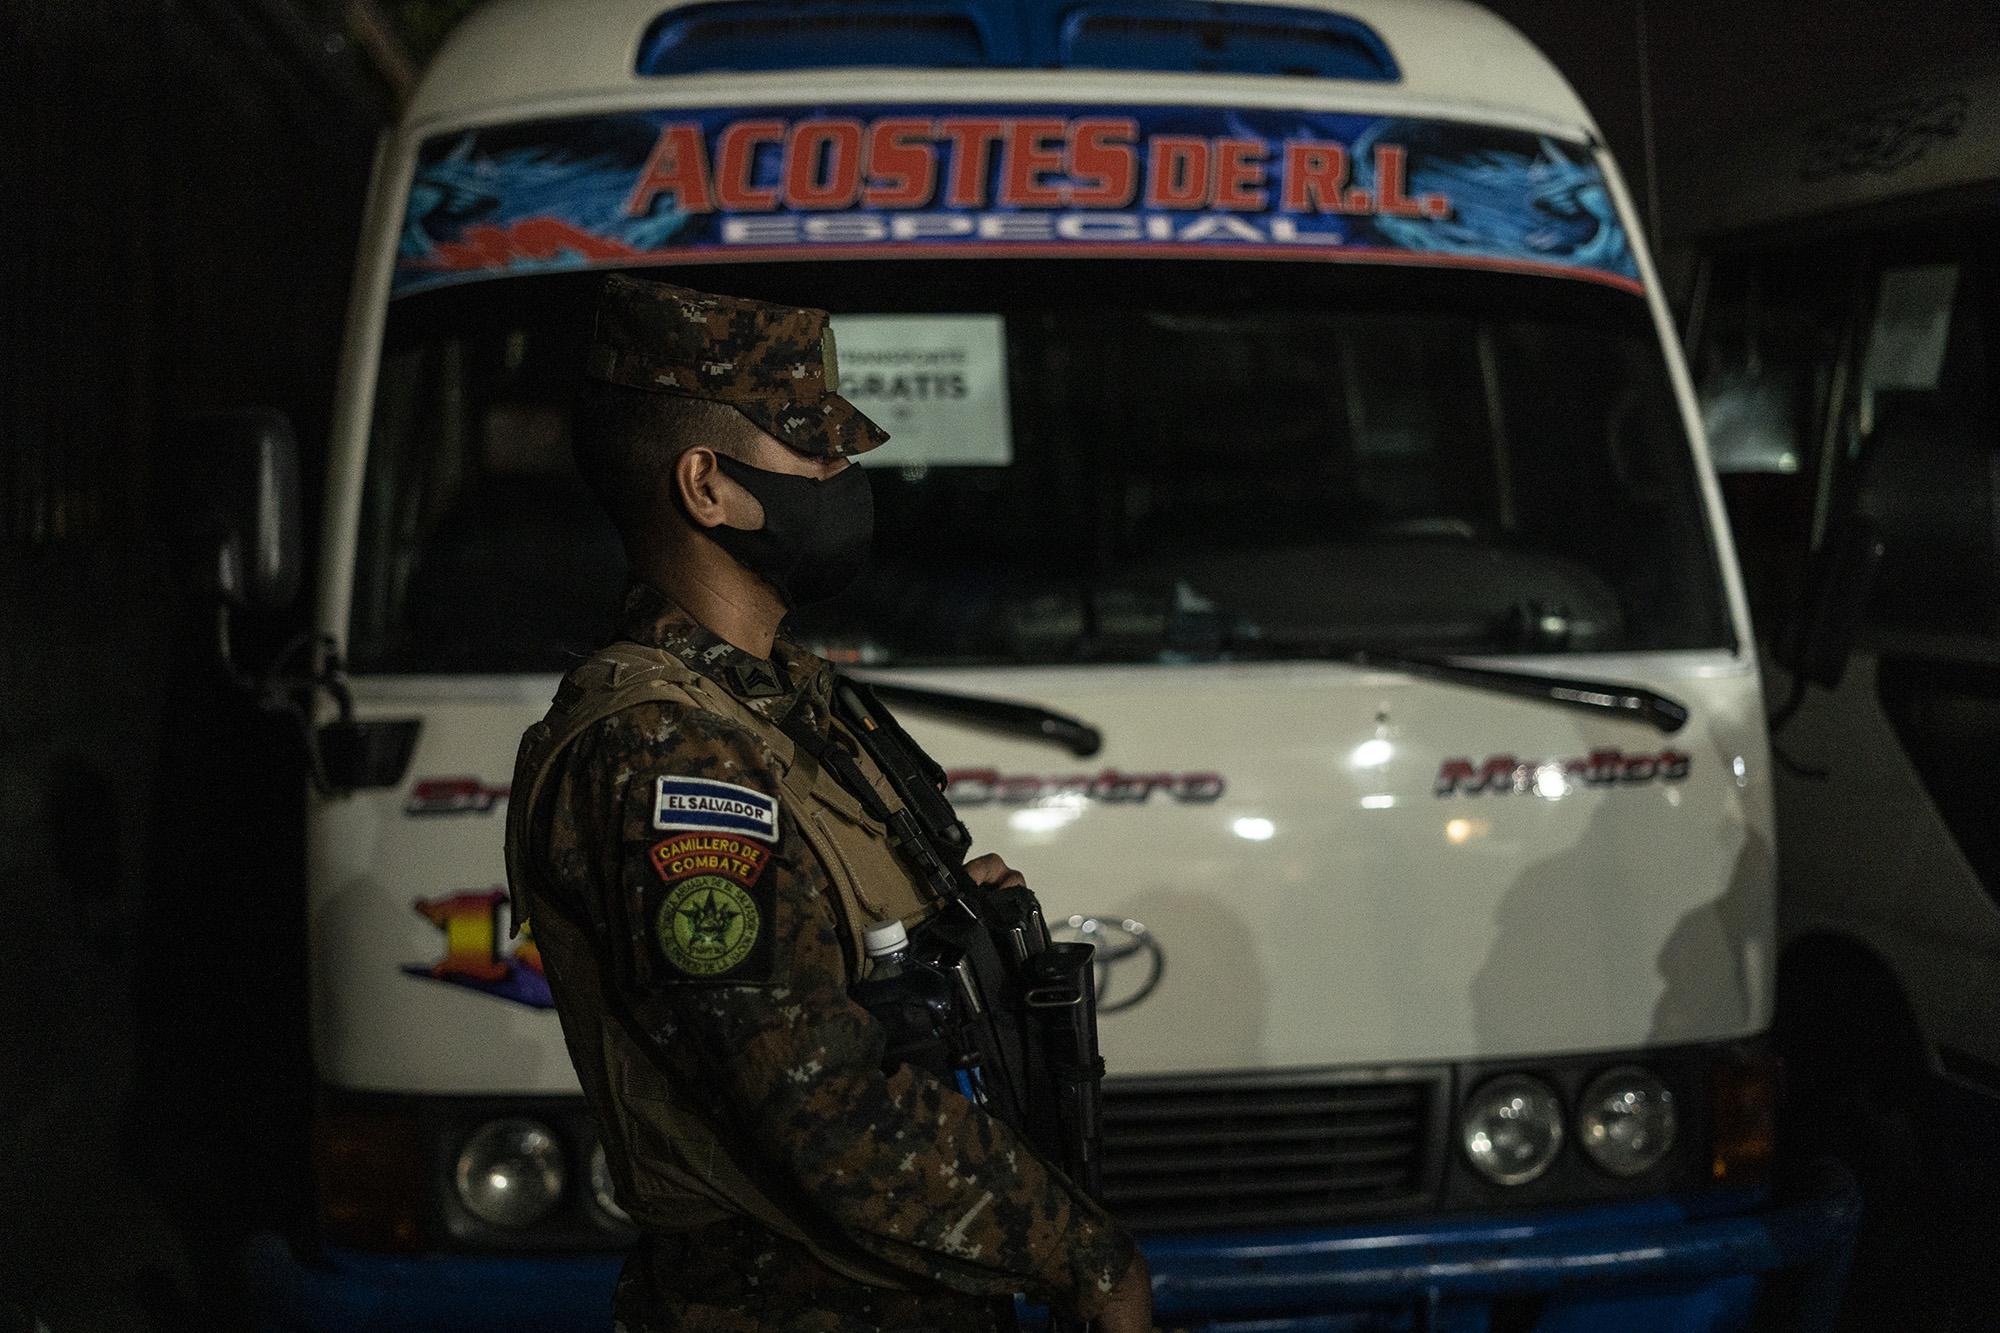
<box><xmin>453</xmin><ymin>1119</ymin><xmax>566</xmax><ymax>1228</ymax></box>
<box><xmin>589</xmin><ymin>1140</ymin><xmax>631</xmax><ymax>1226</ymax></box>
<box><xmin>1578</xmin><ymin>1067</ymin><xmax>1677</xmax><ymax>1177</ymax></box>
<box><xmin>1461</xmin><ymin>1075</ymin><xmax>1564</xmax><ymax>1184</ymax></box>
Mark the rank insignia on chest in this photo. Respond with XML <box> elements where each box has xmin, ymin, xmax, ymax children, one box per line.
<box><xmin>644</xmin><ymin>832</ymin><xmax>779</xmax><ymax>984</ymax></box>
<box><xmin>725</xmin><ymin>660</ymin><xmax>786</xmax><ymax>699</ymax></box>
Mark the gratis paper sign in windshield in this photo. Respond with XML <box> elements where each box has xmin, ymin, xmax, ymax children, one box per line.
<box><xmin>832</xmin><ymin>315</ymin><xmax>1013</xmax><ymax>467</ymax></box>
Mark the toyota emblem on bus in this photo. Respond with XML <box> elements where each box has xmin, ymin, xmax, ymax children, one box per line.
<box><xmin>1054</xmin><ymin>915</ymin><xmax>1164</xmax><ymax>1014</ymax></box>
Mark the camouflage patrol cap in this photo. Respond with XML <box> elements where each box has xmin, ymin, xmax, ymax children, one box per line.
<box><xmin>586</xmin><ymin>273</ymin><xmax>889</xmax><ymax>459</ymax></box>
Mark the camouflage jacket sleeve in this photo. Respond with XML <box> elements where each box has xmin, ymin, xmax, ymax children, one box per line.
<box><xmin>553</xmin><ymin>699</ymin><xmax>1138</xmax><ymax>1318</ymax></box>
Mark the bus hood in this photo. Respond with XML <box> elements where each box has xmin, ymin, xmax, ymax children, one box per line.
<box><xmin>313</xmin><ymin>656</ymin><xmax>1772</xmax><ymax>1093</ymax></box>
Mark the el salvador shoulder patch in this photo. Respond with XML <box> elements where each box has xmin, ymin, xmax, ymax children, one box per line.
<box><xmin>652</xmin><ymin>776</ymin><xmax>779</xmax><ymax>844</ymax></box>
<box><xmin>644</xmin><ymin>832</ymin><xmax>778</xmax><ymax>984</ymax></box>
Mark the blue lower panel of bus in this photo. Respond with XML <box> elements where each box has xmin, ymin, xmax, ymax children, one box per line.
<box><xmin>244</xmin><ymin>1162</ymin><xmax>1857</xmax><ymax>1333</ymax></box>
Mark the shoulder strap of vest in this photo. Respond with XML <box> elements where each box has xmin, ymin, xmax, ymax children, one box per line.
<box><xmin>505</xmin><ymin>642</ymin><xmax>792</xmax><ymax>933</ymax></box>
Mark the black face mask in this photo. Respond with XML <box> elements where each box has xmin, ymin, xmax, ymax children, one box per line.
<box><xmin>700</xmin><ymin>453</ymin><xmax>875</xmax><ymax>607</ymax></box>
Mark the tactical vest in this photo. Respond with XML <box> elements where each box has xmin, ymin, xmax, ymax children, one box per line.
<box><xmin>504</xmin><ymin>642</ymin><xmax>940</xmax><ymax>1288</ymax></box>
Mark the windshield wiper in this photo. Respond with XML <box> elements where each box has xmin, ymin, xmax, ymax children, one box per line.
<box><xmin>1226</xmin><ymin>636</ymin><xmax>1690</xmax><ymax>733</ymax></box>
<box><xmin>1347</xmin><ymin>651</ymin><xmax>1690</xmax><ymax>734</ymax></box>
<box><xmin>848</xmin><ymin>647</ymin><xmax>1684</xmax><ymax>750</ymax></box>
<box><xmin>851</xmin><ymin>678</ymin><xmax>1105</xmax><ymax>757</ymax></box>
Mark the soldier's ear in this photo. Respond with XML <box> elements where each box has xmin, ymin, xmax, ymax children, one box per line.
<box><xmin>673</xmin><ymin>447</ymin><xmax>765</xmax><ymax>532</ymax></box>
<box><xmin>671</xmin><ymin>447</ymin><xmax>727</xmax><ymax>529</ymax></box>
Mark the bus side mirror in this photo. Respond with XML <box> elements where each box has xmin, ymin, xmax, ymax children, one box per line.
<box><xmin>1777</xmin><ymin>518</ymin><xmax>1885</xmax><ymax>690</ymax></box>
<box><xmin>173</xmin><ymin>408</ymin><xmax>304</xmax><ymax>610</ymax></box>
<box><xmin>165</xmin><ymin>411</ymin><xmax>419</xmax><ymax>794</ymax></box>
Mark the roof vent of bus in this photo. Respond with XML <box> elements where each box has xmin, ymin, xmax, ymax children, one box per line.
<box><xmin>1056</xmin><ymin>1</ymin><xmax>1399</xmax><ymax>81</ymax></box>
<box><xmin>636</xmin><ymin>1</ymin><xmax>995</xmax><ymax>74</ymax></box>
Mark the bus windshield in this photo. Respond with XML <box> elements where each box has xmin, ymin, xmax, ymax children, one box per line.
<box><xmin>350</xmin><ymin>260</ymin><xmax>1729</xmax><ymax>673</ymax></box>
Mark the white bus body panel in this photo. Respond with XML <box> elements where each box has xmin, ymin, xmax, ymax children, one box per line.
<box><xmin>315</xmin><ymin>657</ymin><xmax>1771</xmax><ymax>1094</ymax></box>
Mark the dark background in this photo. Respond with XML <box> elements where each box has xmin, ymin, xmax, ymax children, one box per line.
<box><xmin>4</xmin><ymin>1</ymin><xmax>1996</xmax><ymax>1328</ymax></box>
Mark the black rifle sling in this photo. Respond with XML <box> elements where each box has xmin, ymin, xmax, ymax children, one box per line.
<box><xmin>838</xmin><ymin>678</ymin><xmax>973</xmax><ymax>860</ymax></box>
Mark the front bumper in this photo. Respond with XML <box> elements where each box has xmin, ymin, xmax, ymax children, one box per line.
<box><xmin>242</xmin><ymin>1235</ymin><xmax>623</xmax><ymax>1333</ymax></box>
<box><xmin>245</xmin><ymin>1161</ymin><xmax>1858</xmax><ymax>1333</ymax></box>
<box><xmin>1145</xmin><ymin>1160</ymin><xmax>1860</xmax><ymax>1331</ymax></box>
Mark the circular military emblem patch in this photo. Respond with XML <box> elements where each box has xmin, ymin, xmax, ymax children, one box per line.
<box><xmin>656</xmin><ymin>874</ymin><xmax>761</xmax><ymax>977</ymax></box>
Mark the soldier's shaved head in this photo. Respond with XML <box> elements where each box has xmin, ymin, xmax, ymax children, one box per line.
<box><xmin>572</xmin><ymin>380</ymin><xmax>765</xmax><ymax>556</ymax></box>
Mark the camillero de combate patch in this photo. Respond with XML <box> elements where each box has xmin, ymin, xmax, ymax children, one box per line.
<box><xmin>652</xmin><ymin>776</ymin><xmax>779</xmax><ymax>843</ymax></box>
<box><xmin>648</xmin><ymin>832</ymin><xmax>771</xmax><ymax>886</ymax></box>
<box><xmin>647</xmin><ymin>832</ymin><xmax>777</xmax><ymax>982</ymax></box>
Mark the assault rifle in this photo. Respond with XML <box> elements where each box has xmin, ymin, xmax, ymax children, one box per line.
<box><xmin>829</xmin><ymin>678</ymin><xmax>1109</xmax><ymax>1314</ymax></box>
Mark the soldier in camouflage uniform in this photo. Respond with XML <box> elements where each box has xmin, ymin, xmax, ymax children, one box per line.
<box><xmin>506</xmin><ymin>275</ymin><xmax>1151</xmax><ymax>1333</ymax></box>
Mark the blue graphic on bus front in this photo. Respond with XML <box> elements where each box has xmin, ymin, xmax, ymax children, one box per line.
<box><xmin>1353</xmin><ymin>120</ymin><xmax>1630</xmax><ymax>277</ymax></box>
<box><xmin>400</xmin><ymin>127</ymin><xmax>691</xmax><ymax>273</ymax></box>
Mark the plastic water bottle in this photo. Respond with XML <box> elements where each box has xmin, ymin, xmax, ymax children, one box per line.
<box><xmin>863</xmin><ymin>919</ymin><xmax>915</xmax><ymax>969</ymax></box>
<box><xmin>852</xmin><ymin>919</ymin><xmax>985</xmax><ymax>1103</ymax></box>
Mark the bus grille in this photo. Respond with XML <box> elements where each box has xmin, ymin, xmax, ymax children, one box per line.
<box><xmin>1099</xmin><ymin>1074</ymin><xmax>1438</xmax><ymax>1231</ymax></box>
